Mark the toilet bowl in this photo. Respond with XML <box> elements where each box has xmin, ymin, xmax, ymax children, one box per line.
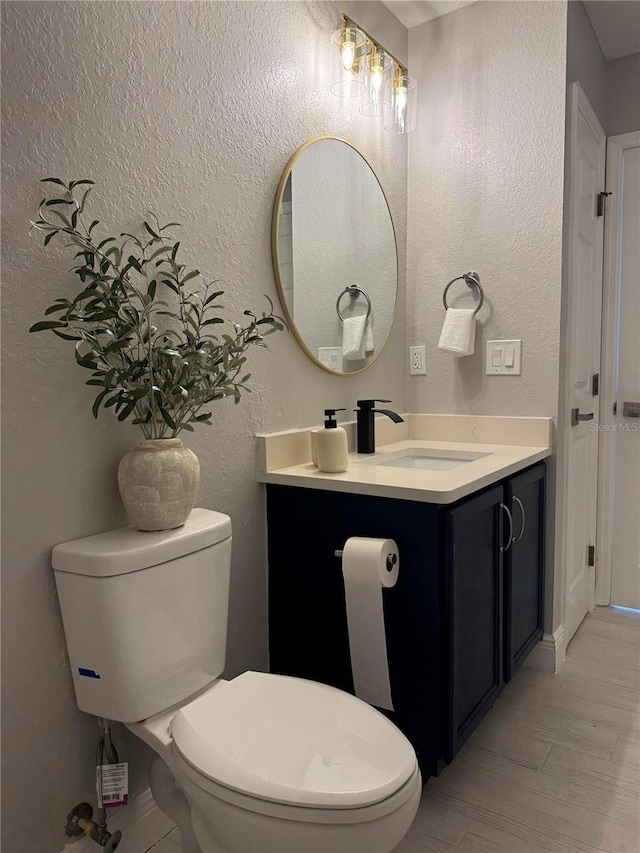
<box><xmin>53</xmin><ymin>510</ymin><xmax>421</xmax><ymax>853</ymax></box>
<box><xmin>130</xmin><ymin>672</ymin><xmax>421</xmax><ymax>852</ymax></box>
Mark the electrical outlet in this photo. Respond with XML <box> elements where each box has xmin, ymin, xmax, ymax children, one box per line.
<box><xmin>409</xmin><ymin>345</ymin><xmax>426</xmax><ymax>376</ymax></box>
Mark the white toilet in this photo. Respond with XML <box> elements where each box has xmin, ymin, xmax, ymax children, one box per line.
<box><xmin>53</xmin><ymin>509</ymin><xmax>421</xmax><ymax>853</ymax></box>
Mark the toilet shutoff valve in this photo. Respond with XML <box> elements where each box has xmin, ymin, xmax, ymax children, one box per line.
<box><xmin>65</xmin><ymin>803</ymin><xmax>122</xmax><ymax>853</ymax></box>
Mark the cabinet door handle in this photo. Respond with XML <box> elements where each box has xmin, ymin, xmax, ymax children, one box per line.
<box><xmin>500</xmin><ymin>503</ymin><xmax>514</xmax><ymax>552</ymax></box>
<box><xmin>512</xmin><ymin>496</ymin><xmax>526</xmax><ymax>543</ymax></box>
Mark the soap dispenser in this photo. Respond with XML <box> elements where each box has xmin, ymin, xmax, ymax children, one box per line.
<box><xmin>317</xmin><ymin>409</ymin><xmax>349</xmax><ymax>473</ymax></box>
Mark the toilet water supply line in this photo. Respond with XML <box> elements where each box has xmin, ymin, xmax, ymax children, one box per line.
<box><xmin>96</xmin><ymin>719</ymin><xmax>119</xmax><ymax>832</ymax></box>
<box><xmin>64</xmin><ymin>719</ymin><xmax>123</xmax><ymax>852</ymax></box>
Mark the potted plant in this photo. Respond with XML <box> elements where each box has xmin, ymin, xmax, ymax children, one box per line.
<box><xmin>29</xmin><ymin>177</ymin><xmax>285</xmax><ymax>531</ymax></box>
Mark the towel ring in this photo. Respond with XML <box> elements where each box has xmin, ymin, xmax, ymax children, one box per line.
<box><xmin>442</xmin><ymin>271</ymin><xmax>484</xmax><ymax>316</ymax></box>
<box><xmin>336</xmin><ymin>285</ymin><xmax>372</xmax><ymax>322</ymax></box>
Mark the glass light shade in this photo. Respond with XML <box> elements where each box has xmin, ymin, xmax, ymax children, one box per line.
<box><xmin>384</xmin><ymin>71</ymin><xmax>417</xmax><ymax>134</ymax></box>
<box><xmin>359</xmin><ymin>47</ymin><xmax>392</xmax><ymax>118</ymax></box>
<box><xmin>330</xmin><ymin>24</ymin><xmax>367</xmax><ymax>98</ymax></box>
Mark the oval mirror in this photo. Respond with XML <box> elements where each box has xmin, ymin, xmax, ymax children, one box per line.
<box><xmin>272</xmin><ymin>137</ymin><xmax>398</xmax><ymax>375</ymax></box>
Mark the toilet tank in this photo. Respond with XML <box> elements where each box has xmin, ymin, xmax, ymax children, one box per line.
<box><xmin>52</xmin><ymin>509</ymin><xmax>232</xmax><ymax>722</ymax></box>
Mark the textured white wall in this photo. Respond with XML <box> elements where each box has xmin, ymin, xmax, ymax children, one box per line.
<box><xmin>607</xmin><ymin>53</ymin><xmax>640</xmax><ymax>135</ymax></box>
<box><xmin>566</xmin><ymin>3</ymin><xmax>640</xmax><ymax>137</ymax></box>
<box><xmin>567</xmin><ymin>0</ymin><xmax>608</xmax><ymax>127</ymax></box>
<box><xmin>0</xmin><ymin>2</ymin><xmax>407</xmax><ymax>848</ymax></box>
<box><xmin>407</xmin><ymin>0</ymin><xmax>567</xmax><ymax>418</ymax></box>
<box><xmin>406</xmin><ymin>1</ymin><xmax>567</xmax><ymax>633</ymax></box>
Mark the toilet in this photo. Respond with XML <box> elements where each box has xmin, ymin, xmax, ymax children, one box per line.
<box><xmin>52</xmin><ymin>509</ymin><xmax>421</xmax><ymax>853</ymax></box>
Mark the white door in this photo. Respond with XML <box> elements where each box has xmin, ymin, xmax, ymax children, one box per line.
<box><xmin>611</xmin><ymin>144</ymin><xmax>640</xmax><ymax>609</ymax></box>
<box><xmin>564</xmin><ymin>84</ymin><xmax>605</xmax><ymax>643</ymax></box>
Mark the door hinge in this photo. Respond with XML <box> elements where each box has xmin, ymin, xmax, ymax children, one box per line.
<box><xmin>597</xmin><ymin>191</ymin><xmax>612</xmax><ymax>217</ymax></box>
<box><xmin>613</xmin><ymin>401</ymin><xmax>618</xmax><ymax>416</ymax></box>
<box><xmin>588</xmin><ymin>545</ymin><xmax>595</xmax><ymax>567</ymax></box>
<box><xmin>592</xmin><ymin>373</ymin><xmax>599</xmax><ymax>396</ymax></box>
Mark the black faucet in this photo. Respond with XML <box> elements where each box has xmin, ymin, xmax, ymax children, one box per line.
<box><xmin>355</xmin><ymin>399</ymin><xmax>405</xmax><ymax>454</ymax></box>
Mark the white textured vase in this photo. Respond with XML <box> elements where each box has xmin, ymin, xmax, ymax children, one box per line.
<box><xmin>118</xmin><ymin>438</ymin><xmax>200</xmax><ymax>532</ymax></box>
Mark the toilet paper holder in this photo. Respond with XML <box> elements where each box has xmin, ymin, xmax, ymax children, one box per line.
<box><xmin>336</xmin><ymin>537</ymin><xmax>399</xmax><ymax>711</ymax></box>
<box><xmin>335</xmin><ymin>548</ymin><xmax>398</xmax><ymax>573</ymax></box>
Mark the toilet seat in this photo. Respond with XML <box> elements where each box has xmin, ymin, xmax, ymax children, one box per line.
<box><xmin>170</xmin><ymin>671</ymin><xmax>418</xmax><ymax>811</ymax></box>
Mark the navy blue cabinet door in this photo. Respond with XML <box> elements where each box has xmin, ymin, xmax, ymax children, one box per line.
<box><xmin>443</xmin><ymin>486</ymin><xmax>504</xmax><ymax>762</ymax></box>
<box><xmin>504</xmin><ymin>464</ymin><xmax>545</xmax><ymax>681</ymax></box>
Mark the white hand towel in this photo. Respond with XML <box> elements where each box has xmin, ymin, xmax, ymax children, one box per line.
<box><xmin>364</xmin><ymin>316</ymin><xmax>375</xmax><ymax>354</ymax></box>
<box><xmin>342</xmin><ymin>315</ymin><xmax>366</xmax><ymax>361</ymax></box>
<box><xmin>437</xmin><ymin>308</ymin><xmax>476</xmax><ymax>357</ymax></box>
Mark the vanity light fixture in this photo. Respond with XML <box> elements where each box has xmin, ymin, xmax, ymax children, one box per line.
<box><xmin>385</xmin><ymin>69</ymin><xmax>417</xmax><ymax>135</ymax></box>
<box><xmin>360</xmin><ymin>47</ymin><xmax>392</xmax><ymax>118</ymax></box>
<box><xmin>331</xmin><ymin>13</ymin><xmax>417</xmax><ymax>134</ymax></box>
<box><xmin>330</xmin><ymin>20</ymin><xmax>367</xmax><ymax>97</ymax></box>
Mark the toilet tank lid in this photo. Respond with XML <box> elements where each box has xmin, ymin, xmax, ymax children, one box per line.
<box><xmin>52</xmin><ymin>509</ymin><xmax>232</xmax><ymax>577</ymax></box>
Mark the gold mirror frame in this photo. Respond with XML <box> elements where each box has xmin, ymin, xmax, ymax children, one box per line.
<box><xmin>271</xmin><ymin>136</ymin><xmax>399</xmax><ymax>376</ymax></box>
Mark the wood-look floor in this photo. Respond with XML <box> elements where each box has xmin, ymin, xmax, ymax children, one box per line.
<box><xmin>395</xmin><ymin>606</ymin><xmax>640</xmax><ymax>853</ymax></box>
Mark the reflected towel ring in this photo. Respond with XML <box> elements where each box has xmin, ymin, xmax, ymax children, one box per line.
<box><xmin>336</xmin><ymin>285</ymin><xmax>372</xmax><ymax>322</ymax></box>
<box><xmin>442</xmin><ymin>271</ymin><xmax>484</xmax><ymax>316</ymax></box>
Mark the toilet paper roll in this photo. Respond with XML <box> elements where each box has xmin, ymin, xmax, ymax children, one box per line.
<box><xmin>341</xmin><ymin>537</ymin><xmax>399</xmax><ymax>711</ymax></box>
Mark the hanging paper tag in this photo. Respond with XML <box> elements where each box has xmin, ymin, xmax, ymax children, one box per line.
<box><xmin>96</xmin><ymin>762</ymin><xmax>128</xmax><ymax>809</ymax></box>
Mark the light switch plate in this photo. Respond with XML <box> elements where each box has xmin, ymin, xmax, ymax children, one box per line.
<box><xmin>486</xmin><ymin>340</ymin><xmax>522</xmax><ymax>375</ymax></box>
<box><xmin>318</xmin><ymin>347</ymin><xmax>343</xmax><ymax>371</ymax></box>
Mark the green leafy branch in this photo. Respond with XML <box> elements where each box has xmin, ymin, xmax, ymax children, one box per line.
<box><xmin>29</xmin><ymin>178</ymin><xmax>286</xmax><ymax>439</ymax></box>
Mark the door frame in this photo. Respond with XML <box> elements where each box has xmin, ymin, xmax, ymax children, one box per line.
<box><xmin>595</xmin><ymin>130</ymin><xmax>640</xmax><ymax>605</ymax></box>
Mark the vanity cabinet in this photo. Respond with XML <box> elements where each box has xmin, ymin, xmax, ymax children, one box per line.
<box><xmin>266</xmin><ymin>462</ymin><xmax>546</xmax><ymax>780</ymax></box>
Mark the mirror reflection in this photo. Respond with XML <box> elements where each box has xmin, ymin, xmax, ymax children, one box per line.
<box><xmin>272</xmin><ymin>137</ymin><xmax>397</xmax><ymax>374</ymax></box>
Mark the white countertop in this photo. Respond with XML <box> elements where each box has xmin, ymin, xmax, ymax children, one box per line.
<box><xmin>257</xmin><ymin>438</ymin><xmax>551</xmax><ymax>504</ymax></box>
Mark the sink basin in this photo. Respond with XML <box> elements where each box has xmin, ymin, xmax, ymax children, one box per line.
<box><xmin>359</xmin><ymin>448</ymin><xmax>491</xmax><ymax>471</ymax></box>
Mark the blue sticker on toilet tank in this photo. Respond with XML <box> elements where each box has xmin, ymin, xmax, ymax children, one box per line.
<box><xmin>78</xmin><ymin>668</ymin><xmax>101</xmax><ymax>679</ymax></box>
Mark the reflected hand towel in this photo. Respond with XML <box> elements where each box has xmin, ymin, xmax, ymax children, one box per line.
<box><xmin>342</xmin><ymin>314</ymin><xmax>366</xmax><ymax>360</ymax></box>
<box><xmin>364</xmin><ymin>316</ymin><xmax>375</xmax><ymax>354</ymax></box>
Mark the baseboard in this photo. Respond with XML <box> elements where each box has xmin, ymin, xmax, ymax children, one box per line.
<box><xmin>523</xmin><ymin>625</ymin><xmax>566</xmax><ymax>673</ymax></box>
<box><xmin>61</xmin><ymin>788</ymin><xmax>175</xmax><ymax>853</ymax></box>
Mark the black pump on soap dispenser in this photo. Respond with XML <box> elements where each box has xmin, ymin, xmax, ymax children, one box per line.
<box><xmin>324</xmin><ymin>408</ymin><xmax>346</xmax><ymax>428</ymax></box>
<box><xmin>317</xmin><ymin>409</ymin><xmax>349</xmax><ymax>473</ymax></box>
